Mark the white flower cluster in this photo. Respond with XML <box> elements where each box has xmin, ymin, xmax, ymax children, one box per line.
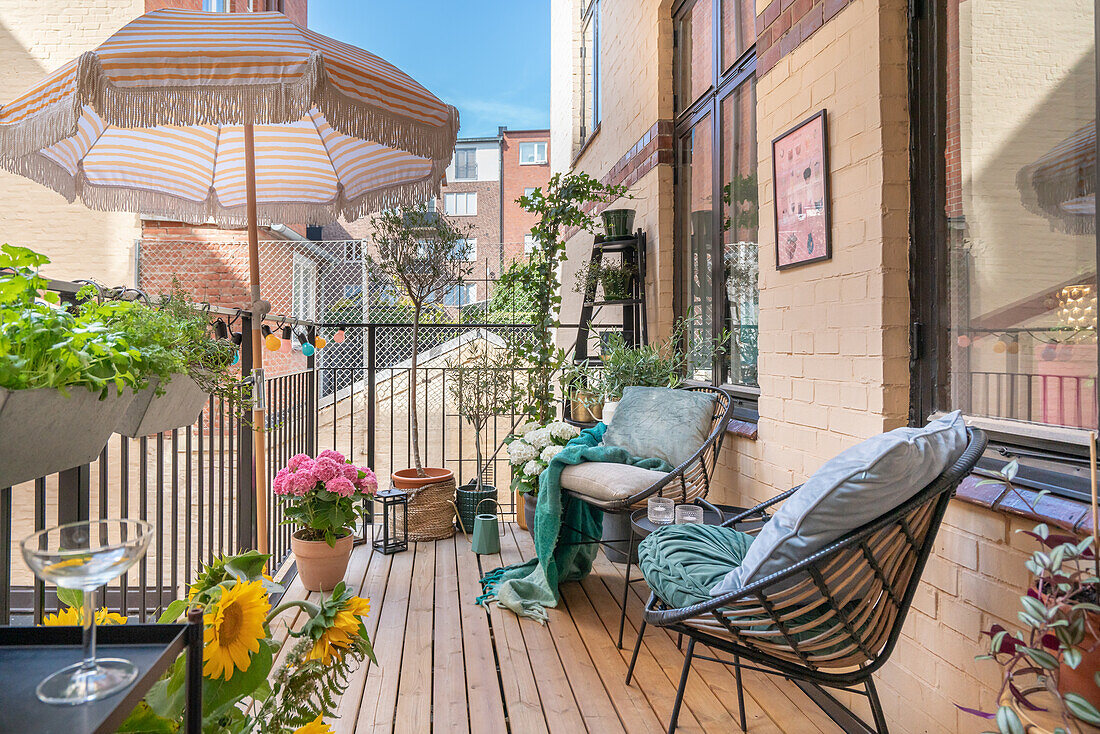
<box><xmin>547</xmin><ymin>421</ymin><xmax>580</xmax><ymax>441</ymax></box>
<box><xmin>523</xmin><ymin>460</ymin><xmax>543</xmax><ymax>476</ymax></box>
<box><xmin>540</xmin><ymin>445</ymin><xmax>564</xmax><ymax>462</ymax></box>
<box><xmin>507</xmin><ymin>440</ymin><xmax>539</xmax><ymax>465</ymax></box>
<box><xmin>525</xmin><ymin>426</ymin><xmax>553</xmax><ymax>449</ymax></box>
<box><xmin>514</xmin><ymin>421</ymin><xmax>540</xmax><ymax>437</ymax></box>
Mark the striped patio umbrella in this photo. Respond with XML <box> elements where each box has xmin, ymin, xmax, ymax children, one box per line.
<box><xmin>0</xmin><ymin>8</ymin><xmax>459</xmax><ymax>558</ymax></box>
<box><xmin>1018</xmin><ymin>120</ymin><xmax>1096</xmax><ymax>234</ymax></box>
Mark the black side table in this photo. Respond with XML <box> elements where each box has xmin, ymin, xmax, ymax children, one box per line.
<box><xmin>616</xmin><ymin>499</ymin><xmax>769</xmax><ymax>649</ymax></box>
<box><xmin>0</xmin><ymin>609</ymin><xmax>204</xmax><ymax>734</ymax></box>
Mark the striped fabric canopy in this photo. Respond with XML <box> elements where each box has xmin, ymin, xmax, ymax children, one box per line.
<box><xmin>1018</xmin><ymin>120</ymin><xmax>1096</xmax><ymax>233</ymax></box>
<box><xmin>0</xmin><ymin>9</ymin><xmax>459</xmax><ymax>226</ymax></box>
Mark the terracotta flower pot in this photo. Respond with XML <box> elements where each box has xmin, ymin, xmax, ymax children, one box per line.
<box><xmin>291</xmin><ymin>529</ymin><xmax>353</xmax><ymax>592</ymax></box>
<box><xmin>391</xmin><ymin>466</ymin><xmax>454</xmax><ymax>489</ymax></box>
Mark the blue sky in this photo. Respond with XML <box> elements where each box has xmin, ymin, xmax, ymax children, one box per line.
<box><xmin>309</xmin><ymin>0</ymin><xmax>551</xmax><ymax>138</ymax></box>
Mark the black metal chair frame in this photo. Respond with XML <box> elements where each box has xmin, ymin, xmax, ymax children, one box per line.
<box><xmin>624</xmin><ymin>427</ymin><xmax>987</xmax><ymax>734</ymax></box>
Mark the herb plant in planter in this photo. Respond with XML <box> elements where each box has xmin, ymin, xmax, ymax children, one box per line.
<box><xmin>274</xmin><ymin>450</ymin><xmax>378</xmax><ymax>591</ymax></box>
<box><xmin>83</xmin><ymin>279</ymin><xmax>239</xmax><ymax>437</ymax></box>
<box><xmin>0</xmin><ymin>245</ymin><xmax>143</xmax><ymax>487</ymax></box>
<box><xmin>599</xmin><ymin>261</ymin><xmax>636</xmax><ymax>302</ymax></box>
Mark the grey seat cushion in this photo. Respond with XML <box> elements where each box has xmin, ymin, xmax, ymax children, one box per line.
<box><xmin>603</xmin><ymin>386</ymin><xmax>716</xmax><ymax>467</ymax></box>
<box><xmin>560</xmin><ymin>461</ymin><xmax>670</xmax><ymax>504</ymax></box>
<box><xmin>710</xmin><ymin>411</ymin><xmax>969</xmax><ymax>596</ymax></box>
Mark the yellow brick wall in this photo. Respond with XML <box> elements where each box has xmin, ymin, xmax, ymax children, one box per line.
<box><xmin>0</xmin><ymin>1</ymin><xmax>143</xmax><ymax>286</ymax></box>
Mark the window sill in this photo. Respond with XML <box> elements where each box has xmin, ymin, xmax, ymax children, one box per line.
<box><xmin>519</xmin><ymin>161</ymin><xmax>548</xmax><ymax>166</ymax></box>
<box><xmin>726</xmin><ymin>419</ymin><xmax>758</xmax><ymax>440</ymax></box>
<box><xmin>954</xmin><ymin>473</ymin><xmax>1094</xmax><ymax>535</ymax></box>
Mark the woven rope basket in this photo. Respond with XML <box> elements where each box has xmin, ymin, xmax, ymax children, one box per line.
<box><xmin>401</xmin><ymin>475</ymin><xmax>457</xmax><ymax>542</ymax></box>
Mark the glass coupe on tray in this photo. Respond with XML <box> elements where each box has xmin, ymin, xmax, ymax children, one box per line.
<box><xmin>21</xmin><ymin>519</ymin><xmax>154</xmax><ymax>705</ymax></box>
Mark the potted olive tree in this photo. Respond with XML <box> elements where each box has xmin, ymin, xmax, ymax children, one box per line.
<box><xmin>369</xmin><ymin>206</ymin><xmax>473</xmax><ymax>539</ymax></box>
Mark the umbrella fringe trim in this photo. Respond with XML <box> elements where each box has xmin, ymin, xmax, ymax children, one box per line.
<box><xmin>0</xmin><ymin>151</ymin><xmax>446</xmax><ymax>228</ymax></box>
<box><xmin>0</xmin><ymin>51</ymin><xmax>458</xmax><ymax>166</ymax></box>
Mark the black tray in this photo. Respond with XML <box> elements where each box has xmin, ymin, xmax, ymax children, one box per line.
<box><xmin>0</xmin><ymin>618</ymin><xmax>202</xmax><ymax>734</ymax></box>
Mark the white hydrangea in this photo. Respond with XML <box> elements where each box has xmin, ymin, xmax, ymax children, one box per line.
<box><xmin>525</xmin><ymin>426</ymin><xmax>553</xmax><ymax>449</ymax></box>
<box><xmin>523</xmin><ymin>460</ymin><xmax>544</xmax><ymax>477</ymax></box>
<box><xmin>548</xmin><ymin>422</ymin><xmax>580</xmax><ymax>442</ymax></box>
<box><xmin>540</xmin><ymin>445</ymin><xmax>564</xmax><ymax>463</ymax></box>
<box><xmin>514</xmin><ymin>421</ymin><xmax>540</xmax><ymax>437</ymax></box>
<box><xmin>507</xmin><ymin>440</ymin><xmax>538</xmax><ymax>465</ymax></box>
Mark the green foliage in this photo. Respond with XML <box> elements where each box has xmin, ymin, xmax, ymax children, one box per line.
<box><xmin>514</xmin><ymin>173</ymin><xmax>629</xmax><ymax>422</ymax></box>
<box><xmin>0</xmin><ymin>244</ymin><xmax>144</xmax><ymax>397</ymax></box>
<box><xmin>965</xmin><ymin>522</ymin><xmax>1100</xmax><ymax>732</ymax></box>
<box><xmin>599</xmin><ymin>261</ymin><xmax>635</xmax><ymax>301</ymax></box>
<box><xmin>722</xmin><ymin>172</ymin><xmax>759</xmax><ymax>235</ymax></box>
<box><xmin>461</xmin><ymin>257</ymin><xmax>540</xmax><ymax>324</ymax></box>
<box><xmin>255</xmin><ymin>637</ymin><xmax>370</xmax><ymax>733</ymax></box>
<box><xmin>446</xmin><ymin>343</ymin><xmax>521</xmax><ymax>490</ymax></box>
<box><xmin>280</xmin><ymin>487</ymin><xmax>365</xmax><ymax>547</ymax></box>
<box><xmin>368</xmin><ymin>206</ymin><xmax>474</xmax><ymax>473</ymax></box>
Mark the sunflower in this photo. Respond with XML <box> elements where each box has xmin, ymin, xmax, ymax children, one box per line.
<box><xmin>42</xmin><ymin>606</ymin><xmax>127</xmax><ymax>626</ymax></box>
<box><xmin>203</xmin><ymin>579</ymin><xmax>270</xmax><ymax>680</ymax></box>
<box><xmin>292</xmin><ymin>715</ymin><xmax>333</xmax><ymax>734</ymax></box>
<box><xmin>308</xmin><ymin>596</ymin><xmax>371</xmax><ymax>665</ymax></box>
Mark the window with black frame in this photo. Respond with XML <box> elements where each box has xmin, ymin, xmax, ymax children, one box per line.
<box><xmin>913</xmin><ymin>0</ymin><xmax>1098</xmax><ymax>495</ymax></box>
<box><xmin>580</xmin><ymin>0</ymin><xmax>600</xmax><ymax>147</ymax></box>
<box><xmin>674</xmin><ymin>0</ymin><xmax>759</xmax><ymax>402</ymax></box>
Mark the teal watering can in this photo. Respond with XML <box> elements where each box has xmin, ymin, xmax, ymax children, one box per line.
<box><xmin>453</xmin><ymin>498</ymin><xmax>503</xmax><ymax>555</ymax></box>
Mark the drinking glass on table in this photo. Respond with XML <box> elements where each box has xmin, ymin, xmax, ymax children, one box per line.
<box><xmin>647</xmin><ymin>497</ymin><xmax>675</xmax><ymax>525</ymax></box>
<box><xmin>675</xmin><ymin>505</ymin><xmax>704</xmax><ymax>525</ymax></box>
<box><xmin>22</xmin><ymin>519</ymin><xmax>154</xmax><ymax>705</ymax></box>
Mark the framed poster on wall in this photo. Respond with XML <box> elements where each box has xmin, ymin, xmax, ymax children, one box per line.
<box><xmin>772</xmin><ymin>109</ymin><xmax>831</xmax><ymax>269</ymax></box>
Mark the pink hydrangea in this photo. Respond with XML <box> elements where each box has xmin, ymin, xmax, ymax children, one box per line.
<box><xmin>339</xmin><ymin>462</ymin><xmax>359</xmax><ymax>482</ymax></box>
<box><xmin>356</xmin><ymin>468</ymin><xmax>378</xmax><ymax>495</ymax></box>
<box><xmin>272</xmin><ymin>468</ymin><xmax>291</xmax><ymax>496</ymax></box>
<box><xmin>287</xmin><ymin>453</ymin><xmax>314</xmax><ymax>472</ymax></box>
<box><xmin>325</xmin><ymin>476</ymin><xmax>356</xmax><ymax>498</ymax></box>
<box><xmin>288</xmin><ymin>471</ymin><xmax>317</xmax><ymax>496</ymax></box>
<box><xmin>317</xmin><ymin>449</ymin><xmax>346</xmax><ymax>464</ymax></box>
<box><xmin>313</xmin><ymin>456</ymin><xmax>340</xmax><ymax>482</ymax></box>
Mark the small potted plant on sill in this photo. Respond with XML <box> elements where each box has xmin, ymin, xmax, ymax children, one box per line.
<box><xmin>275</xmin><ymin>450</ymin><xmax>378</xmax><ymax>591</ymax></box>
<box><xmin>368</xmin><ymin>205</ymin><xmax>473</xmax><ymax>540</ymax></box>
<box><xmin>0</xmin><ymin>245</ymin><xmax>142</xmax><ymax>487</ymax></box>
<box><xmin>446</xmin><ymin>341</ymin><xmax>518</xmax><ymax>533</ymax></box>
<box><xmin>506</xmin><ymin>420</ymin><xmax>581</xmax><ymax>531</ymax></box>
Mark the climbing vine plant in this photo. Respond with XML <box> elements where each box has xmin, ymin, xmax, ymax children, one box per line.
<box><xmin>514</xmin><ymin>173</ymin><xmax>627</xmax><ymax>423</ymax></box>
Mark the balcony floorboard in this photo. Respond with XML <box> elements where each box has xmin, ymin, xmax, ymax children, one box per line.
<box><xmin>275</xmin><ymin>524</ymin><xmax>843</xmax><ymax>733</ymax></box>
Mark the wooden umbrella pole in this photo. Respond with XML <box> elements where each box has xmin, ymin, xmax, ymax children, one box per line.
<box><xmin>244</xmin><ymin>123</ymin><xmax>269</xmax><ymax>559</ymax></box>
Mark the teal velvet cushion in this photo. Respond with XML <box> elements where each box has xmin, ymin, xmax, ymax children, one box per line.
<box><xmin>603</xmin><ymin>386</ymin><xmax>716</xmax><ymax>467</ymax></box>
<box><xmin>638</xmin><ymin>524</ymin><xmax>755</xmax><ymax>609</ymax></box>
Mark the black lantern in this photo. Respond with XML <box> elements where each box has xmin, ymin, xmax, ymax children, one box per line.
<box><xmin>372</xmin><ymin>488</ymin><xmax>408</xmax><ymax>554</ymax></box>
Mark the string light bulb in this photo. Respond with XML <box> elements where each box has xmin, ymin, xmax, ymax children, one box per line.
<box><xmin>315</xmin><ymin>336</ymin><xmax>327</xmax><ymax>349</ymax></box>
<box><xmin>334</xmin><ymin>330</ymin><xmax>346</xmax><ymax>343</ymax></box>
<box><xmin>261</xmin><ymin>325</ymin><xmax>281</xmax><ymax>352</ymax></box>
<box><xmin>302</xmin><ymin>342</ymin><xmax>316</xmax><ymax>357</ymax></box>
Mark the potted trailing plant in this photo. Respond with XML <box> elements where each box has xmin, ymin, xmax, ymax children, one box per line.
<box><xmin>368</xmin><ymin>206</ymin><xmax>472</xmax><ymax>497</ymax></box>
<box><xmin>82</xmin><ymin>279</ymin><xmax>240</xmax><ymax>437</ymax></box>
<box><xmin>87</xmin><ymin>550</ymin><xmax>376</xmax><ymax>732</ymax></box>
<box><xmin>599</xmin><ymin>261</ymin><xmax>636</xmax><ymax>302</ymax></box>
<box><xmin>274</xmin><ymin>450</ymin><xmax>377</xmax><ymax>591</ymax></box>
<box><xmin>0</xmin><ymin>245</ymin><xmax>143</xmax><ymax>487</ymax></box>
<box><xmin>506</xmin><ymin>420</ymin><xmax>581</xmax><ymax>530</ymax></box>
<box><xmin>514</xmin><ymin>173</ymin><xmax>628</xmax><ymax>425</ymax></box>
<box><xmin>446</xmin><ymin>342</ymin><xmax>518</xmax><ymax>533</ymax></box>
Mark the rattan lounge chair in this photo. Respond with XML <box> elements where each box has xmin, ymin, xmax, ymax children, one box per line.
<box><xmin>626</xmin><ymin>426</ymin><xmax>987</xmax><ymax>734</ymax></box>
<box><xmin>559</xmin><ymin>385</ymin><xmax>736</xmax><ymax>644</ymax></box>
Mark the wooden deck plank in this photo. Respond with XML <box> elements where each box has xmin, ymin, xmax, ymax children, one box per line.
<box><xmin>394</xmin><ymin>542</ymin><xmax>436</xmax><ymax>734</ymax></box>
<box><xmin>511</xmin><ymin>526</ymin><xmax>627</xmax><ymax>734</ymax></box>
<box><xmin>333</xmin><ymin>544</ymin><xmax>393</xmax><ymax>733</ymax></box>
<box><xmin>481</xmin><ymin>534</ymin><xmax>551</xmax><ymax>734</ymax></box>
<box><xmin>453</xmin><ymin>529</ymin><xmax>510</xmax><ymax>733</ymax></box>
<box><xmin>431</xmin><ymin>536</ymin><xmax>470</xmax><ymax>733</ymax></box>
<box><xmin>355</xmin><ymin>545</ymin><xmax>416</xmax><ymax>734</ymax></box>
<box><xmin>499</xmin><ymin>526</ymin><xmax>588</xmax><ymax>734</ymax></box>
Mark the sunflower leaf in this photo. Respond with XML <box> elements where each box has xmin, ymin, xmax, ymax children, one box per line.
<box><xmin>202</xmin><ymin>640</ymin><xmax>274</xmax><ymax>723</ymax></box>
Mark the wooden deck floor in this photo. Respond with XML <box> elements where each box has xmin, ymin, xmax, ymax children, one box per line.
<box><xmin>271</xmin><ymin>524</ymin><xmax>844</xmax><ymax>734</ymax></box>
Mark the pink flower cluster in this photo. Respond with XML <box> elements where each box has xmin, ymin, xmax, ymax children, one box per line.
<box><xmin>273</xmin><ymin>449</ymin><xmax>378</xmax><ymax>499</ymax></box>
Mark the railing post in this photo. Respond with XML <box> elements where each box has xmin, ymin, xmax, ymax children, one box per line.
<box><xmin>237</xmin><ymin>313</ymin><xmax>256</xmax><ymax>551</ymax></box>
<box><xmin>306</xmin><ymin>324</ymin><xmax>317</xmax><ymax>456</ymax></box>
<box><xmin>57</xmin><ymin>465</ymin><xmax>91</xmax><ymax>525</ymax></box>
<box><xmin>365</xmin><ymin>324</ymin><xmax>377</xmax><ymax>526</ymax></box>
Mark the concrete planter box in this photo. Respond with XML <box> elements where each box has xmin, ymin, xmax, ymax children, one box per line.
<box><xmin>0</xmin><ymin>385</ymin><xmax>131</xmax><ymax>488</ymax></box>
<box><xmin>117</xmin><ymin>374</ymin><xmax>207</xmax><ymax>438</ymax></box>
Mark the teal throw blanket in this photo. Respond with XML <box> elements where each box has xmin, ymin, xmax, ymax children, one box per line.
<box><xmin>477</xmin><ymin>423</ymin><xmax>672</xmax><ymax>622</ymax></box>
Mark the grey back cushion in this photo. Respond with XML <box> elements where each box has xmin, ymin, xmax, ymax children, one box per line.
<box><xmin>709</xmin><ymin>411</ymin><xmax>968</xmax><ymax>597</ymax></box>
<box><xmin>602</xmin><ymin>386</ymin><xmax>716</xmax><ymax>467</ymax></box>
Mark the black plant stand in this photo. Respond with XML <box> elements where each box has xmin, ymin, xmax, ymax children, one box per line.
<box><xmin>0</xmin><ymin>609</ymin><xmax>204</xmax><ymax>734</ymax></box>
